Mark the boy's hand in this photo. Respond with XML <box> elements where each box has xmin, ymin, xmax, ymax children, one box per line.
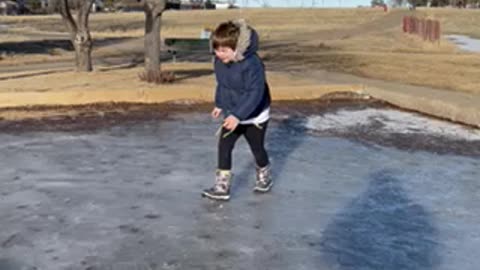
<box><xmin>211</xmin><ymin>107</ymin><xmax>222</xmax><ymax>119</ymax></box>
<box><xmin>223</xmin><ymin>115</ymin><xmax>239</xmax><ymax>131</ymax></box>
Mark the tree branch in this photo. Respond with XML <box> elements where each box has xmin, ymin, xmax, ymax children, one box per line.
<box><xmin>145</xmin><ymin>0</ymin><xmax>166</xmax><ymax>16</ymax></box>
<box><xmin>78</xmin><ymin>0</ymin><xmax>95</xmax><ymax>31</ymax></box>
<box><xmin>59</xmin><ymin>0</ymin><xmax>77</xmax><ymax>35</ymax></box>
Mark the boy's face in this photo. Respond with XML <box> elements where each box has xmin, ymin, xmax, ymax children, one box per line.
<box><xmin>214</xmin><ymin>46</ymin><xmax>236</xmax><ymax>63</ymax></box>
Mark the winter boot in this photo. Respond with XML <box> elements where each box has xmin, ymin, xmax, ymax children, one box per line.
<box><xmin>254</xmin><ymin>165</ymin><xmax>273</xmax><ymax>193</ymax></box>
<box><xmin>202</xmin><ymin>170</ymin><xmax>233</xmax><ymax>201</ymax></box>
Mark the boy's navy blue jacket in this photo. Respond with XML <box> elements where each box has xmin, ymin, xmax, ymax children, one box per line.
<box><xmin>214</xmin><ymin>20</ymin><xmax>271</xmax><ymax>121</ymax></box>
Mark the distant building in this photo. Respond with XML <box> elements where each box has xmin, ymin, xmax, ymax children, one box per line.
<box><xmin>114</xmin><ymin>0</ymin><xmax>183</xmax><ymax>12</ymax></box>
<box><xmin>113</xmin><ymin>0</ymin><xmax>236</xmax><ymax>12</ymax></box>
<box><xmin>91</xmin><ymin>0</ymin><xmax>105</xmax><ymax>12</ymax></box>
<box><xmin>179</xmin><ymin>0</ymin><xmax>236</xmax><ymax>9</ymax></box>
<box><xmin>0</xmin><ymin>0</ymin><xmax>18</xmax><ymax>15</ymax></box>
<box><xmin>214</xmin><ymin>2</ymin><xmax>232</xmax><ymax>9</ymax></box>
<box><xmin>212</xmin><ymin>1</ymin><xmax>238</xmax><ymax>9</ymax></box>
<box><xmin>179</xmin><ymin>0</ymin><xmax>208</xmax><ymax>9</ymax></box>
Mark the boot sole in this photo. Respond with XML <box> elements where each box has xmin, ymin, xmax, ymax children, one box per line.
<box><xmin>253</xmin><ymin>181</ymin><xmax>273</xmax><ymax>193</ymax></box>
<box><xmin>202</xmin><ymin>192</ymin><xmax>230</xmax><ymax>201</ymax></box>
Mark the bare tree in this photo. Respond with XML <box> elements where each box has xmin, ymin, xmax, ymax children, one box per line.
<box><xmin>143</xmin><ymin>0</ymin><xmax>166</xmax><ymax>77</ymax></box>
<box><xmin>50</xmin><ymin>0</ymin><xmax>96</xmax><ymax>72</ymax></box>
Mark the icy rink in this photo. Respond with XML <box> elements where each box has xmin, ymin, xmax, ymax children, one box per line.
<box><xmin>0</xmin><ymin>107</ymin><xmax>479</xmax><ymax>270</ymax></box>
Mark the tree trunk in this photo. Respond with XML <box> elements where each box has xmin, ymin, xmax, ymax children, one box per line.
<box><xmin>73</xmin><ymin>31</ymin><xmax>93</xmax><ymax>72</ymax></box>
<box><xmin>144</xmin><ymin>11</ymin><xmax>162</xmax><ymax>73</ymax></box>
<box><xmin>143</xmin><ymin>0</ymin><xmax>166</xmax><ymax>76</ymax></box>
<box><xmin>75</xmin><ymin>0</ymin><xmax>94</xmax><ymax>72</ymax></box>
<box><xmin>58</xmin><ymin>0</ymin><xmax>95</xmax><ymax>72</ymax></box>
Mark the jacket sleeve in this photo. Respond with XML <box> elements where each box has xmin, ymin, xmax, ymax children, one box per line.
<box><xmin>230</xmin><ymin>58</ymin><xmax>266</xmax><ymax>120</ymax></box>
<box><xmin>214</xmin><ymin>61</ymin><xmax>223</xmax><ymax>109</ymax></box>
<box><xmin>214</xmin><ymin>84</ymin><xmax>223</xmax><ymax>109</ymax></box>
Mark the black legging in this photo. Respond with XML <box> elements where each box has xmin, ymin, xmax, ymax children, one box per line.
<box><xmin>218</xmin><ymin>121</ymin><xmax>269</xmax><ymax>170</ymax></box>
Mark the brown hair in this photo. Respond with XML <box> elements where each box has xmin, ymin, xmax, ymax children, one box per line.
<box><xmin>211</xmin><ymin>21</ymin><xmax>240</xmax><ymax>50</ymax></box>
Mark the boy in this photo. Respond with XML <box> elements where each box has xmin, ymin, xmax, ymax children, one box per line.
<box><xmin>202</xmin><ymin>20</ymin><xmax>273</xmax><ymax>201</ymax></box>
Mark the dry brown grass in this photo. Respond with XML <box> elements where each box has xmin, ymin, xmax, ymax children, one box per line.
<box><xmin>0</xmin><ymin>33</ymin><xmax>31</xmax><ymax>43</ymax></box>
<box><xmin>3</xmin><ymin>8</ymin><xmax>479</xmax><ymax>39</ymax></box>
<box><xmin>417</xmin><ymin>7</ymin><xmax>480</xmax><ymax>38</ymax></box>
<box><xmin>0</xmin><ymin>62</ymin><xmax>360</xmax><ymax>112</ymax></box>
<box><xmin>325</xmin><ymin>52</ymin><xmax>480</xmax><ymax>93</ymax></box>
<box><xmin>0</xmin><ymin>8</ymin><xmax>388</xmax><ymax>38</ymax></box>
<box><xmin>0</xmin><ymin>62</ymin><xmax>330</xmax><ymax>93</ymax></box>
<box><xmin>257</xmin><ymin>8</ymin><xmax>480</xmax><ymax>94</ymax></box>
<box><xmin>1</xmin><ymin>8</ymin><xmax>480</xmax><ymax>94</ymax></box>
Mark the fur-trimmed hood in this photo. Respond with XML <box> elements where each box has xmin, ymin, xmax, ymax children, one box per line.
<box><xmin>231</xmin><ymin>19</ymin><xmax>259</xmax><ymax>62</ymax></box>
<box><xmin>213</xmin><ymin>20</ymin><xmax>270</xmax><ymax>121</ymax></box>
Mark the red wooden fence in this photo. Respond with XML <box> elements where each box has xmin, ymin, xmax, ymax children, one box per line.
<box><xmin>403</xmin><ymin>16</ymin><xmax>441</xmax><ymax>42</ymax></box>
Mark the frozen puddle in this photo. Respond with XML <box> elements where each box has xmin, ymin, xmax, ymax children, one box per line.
<box><xmin>0</xmin><ymin>106</ymin><xmax>479</xmax><ymax>270</ymax></box>
<box><xmin>306</xmin><ymin>107</ymin><xmax>480</xmax><ymax>141</ymax></box>
<box><xmin>446</xmin><ymin>34</ymin><xmax>480</xmax><ymax>53</ymax></box>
